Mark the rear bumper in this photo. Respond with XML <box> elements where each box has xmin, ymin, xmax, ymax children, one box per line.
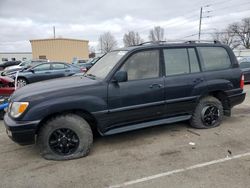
<box><xmin>227</xmin><ymin>91</ymin><xmax>246</xmax><ymax>108</ymax></box>
<box><xmin>4</xmin><ymin>113</ymin><xmax>40</xmax><ymax>145</ymax></box>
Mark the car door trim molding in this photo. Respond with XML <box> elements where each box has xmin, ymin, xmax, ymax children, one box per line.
<box><xmin>166</xmin><ymin>96</ymin><xmax>199</xmax><ymax>104</ymax></box>
<box><xmin>108</xmin><ymin>100</ymin><xmax>165</xmax><ymax>113</ymax></box>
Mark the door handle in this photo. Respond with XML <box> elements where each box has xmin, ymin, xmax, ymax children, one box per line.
<box><xmin>45</xmin><ymin>72</ymin><xmax>51</xmax><ymax>74</ymax></box>
<box><xmin>193</xmin><ymin>78</ymin><xmax>204</xmax><ymax>84</ymax></box>
<box><xmin>65</xmin><ymin>70</ymin><xmax>70</xmax><ymax>72</ymax></box>
<box><xmin>149</xmin><ymin>83</ymin><xmax>163</xmax><ymax>89</ymax></box>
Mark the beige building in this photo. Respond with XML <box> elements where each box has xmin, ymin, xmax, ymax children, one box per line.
<box><xmin>30</xmin><ymin>38</ymin><xmax>89</xmax><ymax>63</ymax></box>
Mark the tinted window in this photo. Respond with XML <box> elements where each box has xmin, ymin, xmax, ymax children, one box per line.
<box><xmin>52</xmin><ymin>63</ymin><xmax>65</xmax><ymax>70</ymax></box>
<box><xmin>164</xmin><ymin>48</ymin><xmax>189</xmax><ymax>76</ymax></box>
<box><xmin>188</xmin><ymin>48</ymin><xmax>200</xmax><ymax>73</ymax></box>
<box><xmin>120</xmin><ymin>50</ymin><xmax>159</xmax><ymax>81</ymax></box>
<box><xmin>33</xmin><ymin>64</ymin><xmax>51</xmax><ymax>71</ymax></box>
<box><xmin>198</xmin><ymin>47</ymin><xmax>231</xmax><ymax>71</ymax></box>
<box><xmin>240</xmin><ymin>62</ymin><xmax>250</xmax><ymax>69</ymax></box>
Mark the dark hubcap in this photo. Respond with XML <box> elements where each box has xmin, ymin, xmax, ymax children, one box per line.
<box><xmin>201</xmin><ymin>105</ymin><xmax>220</xmax><ymax>126</ymax></box>
<box><xmin>49</xmin><ymin>128</ymin><xmax>79</xmax><ymax>155</ymax></box>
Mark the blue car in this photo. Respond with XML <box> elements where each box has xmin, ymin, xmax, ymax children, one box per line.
<box><xmin>9</xmin><ymin>62</ymin><xmax>82</xmax><ymax>87</ymax></box>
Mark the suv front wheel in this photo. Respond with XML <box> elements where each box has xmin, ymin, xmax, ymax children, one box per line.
<box><xmin>38</xmin><ymin>114</ymin><xmax>93</xmax><ymax>160</ymax></box>
<box><xmin>190</xmin><ymin>96</ymin><xmax>223</xmax><ymax>129</ymax></box>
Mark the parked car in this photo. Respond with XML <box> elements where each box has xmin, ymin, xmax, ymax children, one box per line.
<box><xmin>4</xmin><ymin>41</ymin><xmax>245</xmax><ymax>160</ymax></box>
<box><xmin>2</xmin><ymin>60</ymin><xmax>47</xmax><ymax>76</ymax></box>
<box><xmin>72</xmin><ymin>59</ymin><xmax>87</xmax><ymax>65</ymax></box>
<box><xmin>77</xmin><ymin>57</ymin><xmax>101</xmax><ymax>72</ymax></box>
<box><xmin>239</xmin><ymin>59</ymin><xmax>250</xmax><ymax>83</ymax></box>
<box><xmin>0</xmin><ymin>60</ymin><xmax>21</xmax><ymax>70</ymax></box>
<box><xmin>8</xmin><ymin>62</ymin><xmax>82</xmax><ymax>87</ymax></box>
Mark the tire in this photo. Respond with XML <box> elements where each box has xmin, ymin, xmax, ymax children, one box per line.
<box><xmin>190</xmin><ymin>96</ymin><xmax>223</xmax><ymax>129</ymax></box>
<box><xmin>38</xmin><ymin>114</ymin><xmax>93</xmax><ymax>160</ymax></box>
<box><xmin>17</xmin><ymin>78</ymin><xmax>28</xmax><ymax>88</ymax></box>
<box><xmin>0</xmin><ymin>110</ymin><xmax>5</xmax><ymax>120</ymax></box>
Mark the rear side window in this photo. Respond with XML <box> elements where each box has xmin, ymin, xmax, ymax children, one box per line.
<box><xmin>240</xmin><ymin>62</ymin><xmax>250</xmax><ymax>69</ymax></box>
<box><xmin>188</xmin><ymin>48</ymin><xmax>200</xmax><ymax>73</ymax></box>
<box><xmin>163</xmin><ymin>48</ymin><xmax>200</xmax><ymax>76</ymax></box>
<box><xmin>198</xmin><ymin>47</ymin><xmax>231</xmax><ymax>71</ymax></box>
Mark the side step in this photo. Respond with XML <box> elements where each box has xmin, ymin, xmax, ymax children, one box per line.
<box><xmin>103</xmin><ymin>115</ymin><xmax>191</xmax><ymax>136</ymax></box>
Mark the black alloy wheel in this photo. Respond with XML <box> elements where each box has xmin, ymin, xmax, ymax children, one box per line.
<box><xmin>49</xmin><ymin>128</ymin><xmax>80</xmax><ymax>156</ymax></box>
<box><xmin>201</xmin><ymin>105</ymin><xmax>220</xmax><ymax>127</ymax></box>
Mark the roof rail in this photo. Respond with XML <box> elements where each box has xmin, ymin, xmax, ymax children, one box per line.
<box><xmin>185</xmin><ymin>40</ymin><xmax>221</xmax><ymax>44</ymax></box>
<box><xmin>135</xmin><ymin>40</ymin><xmax>221</xmax><ymax>46</ymax></box>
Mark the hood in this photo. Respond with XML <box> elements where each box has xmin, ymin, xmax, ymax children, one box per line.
<box><xmin>11</xmin><ymin>76</ymin><xmax>100</xmax><ymax>102</ymax></box>
<box><xmin>5</xmin><ymin>65</ymin><xmax>21</xmax><ymax>71</ymax></box>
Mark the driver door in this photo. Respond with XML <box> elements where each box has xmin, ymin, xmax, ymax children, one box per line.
<box><xmin>106</xmin><ymin>50</ymin><xmax>165</xmax><ymax>129</ymax></box>
<box><xmin>29</xmin><ymin>63</ymin><xmax>52</xmax><ymax>82</ymax></box>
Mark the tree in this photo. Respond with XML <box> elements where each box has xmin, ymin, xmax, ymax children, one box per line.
<box><xmin>123</xmin><ymin>31</ymin><xmax>143</xmax><ymax>47</ymax></box>
<box><xmin>231</xmin><ymin>18</ymin><xmax>250</xmax><ymax>49</ymax></box>
<box><xmin>148</xmin><ymin>26</ymin><xmax>165</xmax><ymax>42</ymax></box>
<box><xmin>212</xmin><ymin>25</ymin><xmax>240</xmax><ymax>50</ymax></box>
<box><xmin>98</xmin><ymin>32</ymin><xmax>118</xmax><ymax>53</ymax></box>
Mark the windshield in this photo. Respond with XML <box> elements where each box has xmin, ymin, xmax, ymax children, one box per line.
<box><xmin>87</xmin><ymin>51</ymin><xmax>127</xmax><ymax>79</ymax></box>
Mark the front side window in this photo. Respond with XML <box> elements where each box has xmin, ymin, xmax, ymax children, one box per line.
<box><xmin>33</xmin><ymin>64</ymin><xmax>51</xmax><ymax>71</ymax></box>
<box><xmin>120</xmin><ymin>50</ymin><xmax>159</xmax><ymax>81</ymax></box>
<box><xmin>198</xmin><ymin>47</ymin><xmax>231</xmax><ymax>71</ymax></box>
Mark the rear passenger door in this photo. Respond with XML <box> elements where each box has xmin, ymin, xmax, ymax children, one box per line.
<box><xmin>163</xmin><ymin>47</ymin><xmax>206</xmax><ymax>116</ymax></box>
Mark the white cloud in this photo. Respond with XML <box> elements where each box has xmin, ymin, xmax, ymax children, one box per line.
<box><xmin>0</xmin><ymin>0</ymin><xmax>249</xmax><ymax>52</ymax></box>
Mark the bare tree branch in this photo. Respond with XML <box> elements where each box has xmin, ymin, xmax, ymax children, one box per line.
<box><xmin>212</xmin><ymin>25</ymin><xmax>240</xmax><ymax>50</ymax></box>
<box><xmin>148</xmin><ymin>26</ymin><xmax>165</xmax><ymax>42</ymax></box>
<box><xmin>123</xmin><ymin>31</ymin><xmax>143</xmax><ymax>47</ymax></box>
<box><xmin>231</xmin><ymin>18</ymin><xmax>250</xmax><ymax>49</ymax></box>
<box><xmin>99</xmin><ymin>32</ymin><xmax>118</xmax><ymax>53</ymax></box>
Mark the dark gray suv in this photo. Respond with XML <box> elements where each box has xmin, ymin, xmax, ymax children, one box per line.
<box><xmin>4</xmin><ymin>41</ymin><xmax>245</xmax><ymax>160</ymax></box>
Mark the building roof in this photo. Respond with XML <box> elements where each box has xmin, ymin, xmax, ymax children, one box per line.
<box><xmin>30</xmin><ymin>38</ymin><xmax>89</xmax><ymax>43</ymax></box>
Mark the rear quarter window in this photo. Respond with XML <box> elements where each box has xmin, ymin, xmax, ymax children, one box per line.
<box><xmin>198</xmin><ymin>47</ymin><xmax>231</xmax><ymax>71</ymax></box>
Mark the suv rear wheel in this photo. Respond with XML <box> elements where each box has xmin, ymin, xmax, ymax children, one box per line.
<box><xmin>190</xmin><ymin>96</ymin><xmax>223</xmax><ymax>129</ymax></box>
<box><xmin>38</xmin><ymin>114</ymin><xmax>93</xmax><ymax>160</ymax></box>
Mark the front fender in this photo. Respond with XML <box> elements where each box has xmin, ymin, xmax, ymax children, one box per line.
<box><xmin>22</xmin><ymin>95</ymin><xmax>107</xmax><ymax>121</ymax></box>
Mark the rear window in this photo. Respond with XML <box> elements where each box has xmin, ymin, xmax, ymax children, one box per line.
<box><xmin>198</xmin><ymin>47</ymin><xmax>231</xmax><ymax>71</ymax></box>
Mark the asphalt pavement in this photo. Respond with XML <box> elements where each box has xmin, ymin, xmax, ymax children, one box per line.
<box><xmin>0</xmin><ymin>86</ymin><xmax>250</xmax><ymax>188</ymax></box>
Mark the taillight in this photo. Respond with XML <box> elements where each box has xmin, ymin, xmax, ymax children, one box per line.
<box><xmin>240</xmin><ymin>74</ymin><xmax>244</xmax><ymax>89</ymax></box>
<box><xmin>80</xmin><ymin>68</ymin><xmax>87</xmax><ymax>73</ymax></box>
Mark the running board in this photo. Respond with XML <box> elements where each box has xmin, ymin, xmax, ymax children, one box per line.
<box><xmin>103</xmin><ymin>115</ymin><xmax>191</xmax><ymax>136</ymax></box>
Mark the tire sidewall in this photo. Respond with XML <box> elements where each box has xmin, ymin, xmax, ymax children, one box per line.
<box><xmin>38</xmin><ymin>115</ymin><xmax>93</xmax><ymax>160</ymax></box>
<box><xmin>191</xmin><ymin>97</ymin><xmax>223</xmax><ymax>129</ymax></box>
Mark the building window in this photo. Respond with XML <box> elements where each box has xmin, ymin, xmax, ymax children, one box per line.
<box><xmin>39</xmin><ymin>55</ymin><xmax>47</xmax><ymax>60</ymax></box>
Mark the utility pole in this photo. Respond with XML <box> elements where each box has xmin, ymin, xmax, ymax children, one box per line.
<box><xmin>53</xmin><ymin>26</ymin><xmax>56</xmax><ymax>39</ymax></box>
<box><xmin>198</xmin><ymin>5</ymin><xmax>211</xmax><ymax>41</ymax></box>
<box><xmin>198</xmin><ymin>7</ymin><xmax>203</xmax><ymax>41</ymax></box>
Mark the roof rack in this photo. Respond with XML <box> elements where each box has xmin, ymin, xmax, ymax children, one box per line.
<box><xmin>136</xmin><ymin>40</ymin><xmax>221</xmax><ymax>46</ymax></box>
<box><xmin>185</xmin><ymin>40</ymin><xmax>221</xmax><ymax>44</ymax></box>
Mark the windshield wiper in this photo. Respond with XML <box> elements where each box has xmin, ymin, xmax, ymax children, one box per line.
<box><xmin>84</xmin><ymin>73</ymin><xmax>96</xmax><ymax>79</ymax></box>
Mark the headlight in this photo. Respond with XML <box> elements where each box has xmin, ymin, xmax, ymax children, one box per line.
<box><xmin>10</xmin><ymin>102</ymin><xmax>29</xmax><ymax>118</ymax></box>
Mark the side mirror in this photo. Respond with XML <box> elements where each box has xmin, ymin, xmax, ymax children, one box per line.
<box><xmin>113</xmin><ymin>71</ymin><xmax>128</xmax><ymax>83</ymax></box>
<box><xmin>29</xmin><ymin>69</ymin><xmax>35</xmax><ymax>73</ymax></box>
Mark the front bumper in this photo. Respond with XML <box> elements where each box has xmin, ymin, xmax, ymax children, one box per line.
<box><xmin>4</xmin><ymin>113</ymin><xmax>40</xmax><ymax>145</ymax></box>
